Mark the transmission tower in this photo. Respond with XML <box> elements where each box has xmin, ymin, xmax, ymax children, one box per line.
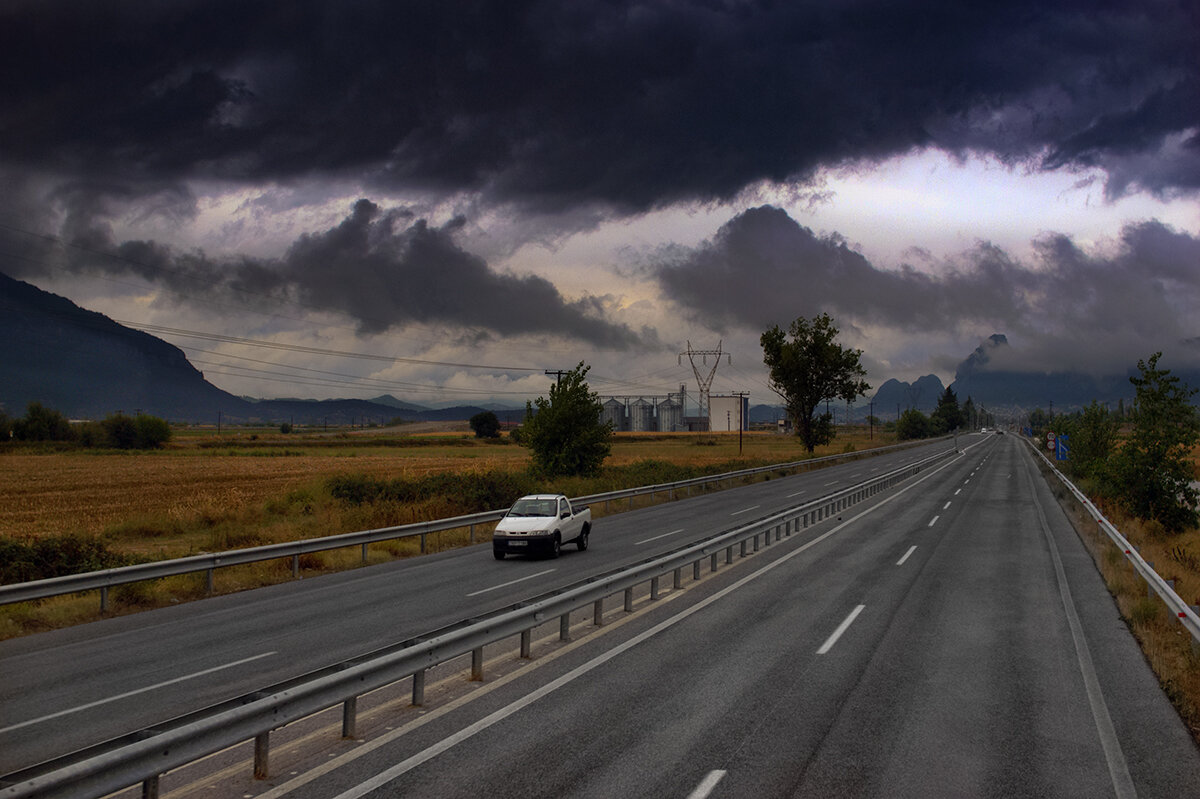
<box><xmin>679</xmin><ymin>340</ymin><xmax>729</xmax><ymax>431</ymax></box>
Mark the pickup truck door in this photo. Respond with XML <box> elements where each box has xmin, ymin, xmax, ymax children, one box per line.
<box><xmin>558</xmin><ymin>497</ymin><xmax>581</xmax><ymax>540</ymax></box>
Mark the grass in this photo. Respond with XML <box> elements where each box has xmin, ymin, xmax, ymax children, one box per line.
<box><xmin>0</xmin><ymin>425</ymin><xmax>899</xmax><ymax>638</ymax></box>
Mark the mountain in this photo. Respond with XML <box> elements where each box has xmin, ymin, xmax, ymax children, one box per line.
<box><xmin>0</xmin><ymin>271</ymin><xmax>254</xmax><ymax>422</ymax></box>
<box><xmin>869</xmin><ymin>374</ymin><xmax>946</xmax><ymax>419</ymax></box>
<box><xmin>0</xmin><ymin>273</ymin><xmax>503</xmax><ymax>425</ymax></box>
<box><xmin>947</xmin><ymin>334</ymin><xmax>1136</xmax><ymax>413</ymax></box>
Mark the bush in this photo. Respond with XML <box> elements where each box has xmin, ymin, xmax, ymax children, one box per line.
<box><xmin>12</xmin><ymin>402</ymin><xmax>74</xmax><ymax>442</ymax></box>
<box><xmin>469</xmin><ymin>411</ymin><xmax>501</xmax><ymax>439</ymax></box>
<box><xmin>0</xmin><ymin>534</ymin><xmax>135</xmax><ymax>584</ymax></box>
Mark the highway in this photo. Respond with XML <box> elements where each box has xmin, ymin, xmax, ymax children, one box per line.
<box><xmin>0</xmin><ymin>437</ymin><xmax>954</xmax><ymax>774</ymax></box>
<box><xmin>5</xmin><ymin>435</ymin><xmax>1200</xmax><ymax>798</ymax></box>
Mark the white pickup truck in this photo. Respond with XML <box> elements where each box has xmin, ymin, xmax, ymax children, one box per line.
<box><xmin>492</xmin><ymin>494</ymin><xmax>591</xmax><ymax>559</ymax></box>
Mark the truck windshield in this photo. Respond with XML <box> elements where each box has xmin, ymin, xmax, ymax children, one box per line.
<box><xmin>509</xmin><ymin>498</ymin><xmax>555</xmax><ymax>516</ymax></box>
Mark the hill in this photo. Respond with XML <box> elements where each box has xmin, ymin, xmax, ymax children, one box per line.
<box><xmin>0</xmin><ymin>273</ymin><xmax>495</xmax><ymax>425</ymax></box>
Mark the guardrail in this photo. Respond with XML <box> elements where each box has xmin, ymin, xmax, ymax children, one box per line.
<box><xmin>1024</xmin><ymin>438</ymin><xmax>1200</xmax><ymax>648</ymax></box>
<box><xmin>0</xmin><ymin>438</ymin><xmax>941</xmax><ymax>609</ymax></box>
<box><xmin>0</xmin><ymin>448</ymin><xmax>956</xmax><ymax>799</ymax></box>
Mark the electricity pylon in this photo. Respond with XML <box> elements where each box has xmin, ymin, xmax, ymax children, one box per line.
<box><xmin>679</xmin><ymin>340</ymin><xmax>729</xmax><ymax>431</ymax></box>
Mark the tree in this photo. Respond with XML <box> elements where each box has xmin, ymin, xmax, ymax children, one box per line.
<box><xmin>1061</xmin><ymin>401</ymin><xmax>1119</xmax><ymax>480</ymax></box>
<box><xmin>761</xmin><ymin>313</ymin><xmax>870</xmax><ymax>453</ymax></box>
<box><xmin>12</xmin><ymin>402</ymin><xmax>74</xmax><ymax>441</ymax></box>
<box><xmin>931</xmin><ymin>387</ymin><xmax>965</xmax><ymax>434</ymax></box>
<box><xmin>520</xmin><ymin>362</ymin><xmax>612</xmax><ymax>476</ymax></box>
<box><xmin>469</xmin><ymin>410</ymin><xmax>501</xmax><ymax>439</ymax></box>
<box><xmin>896</xmin><ymin>408</ymin><xmax>932</xmax><ymax>440</ymax></box>
<box><xmin>1108</xmin><ymin>353</ymin><xmax>1200</xmax><ymax>533</ymax></box>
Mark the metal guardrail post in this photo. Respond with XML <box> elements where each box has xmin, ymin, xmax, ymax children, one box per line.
<box><xmin>412</xmin><ymin>669</ymin><xmax>425</xmax><ymax>706</ymax></box>
<box><xmin>100</xmin><ymin>586</ymin><xmax>109</xmax><ymax>614</ymax></box>
<box><xmin>471</xmin><ymin>648</ymin><xmax>484</xmax><ymax>681</ymax></box>
<box><xmin>624</xmin><ymin>587</ymin><xmax>634</xmax><ymax>613</ymax></box>
<box><xmin>253</xmin><ymin>732</ymin><xmax>269</xmax><ymax>779</ymax></box>
<box><xmin>361</xmin><ymin>543</ymin><xmax>368</xmax><ymax>563</ymax></box>
<box><xmin>650</xmin><ymin>576</ymin><xmax>660</xmax><ymax>600</ymax></box>
<box><xmin>342</xmin><ymin>697</ymin><xmax>357</xmax><ymax>739</ymax></box>
<box><xmin>560</xmin><ymin>613</ymin><xmax>572</xmax><ymax>641</ymax></box>
<box><xmin>593</xmin><ymin>598</ymin><xmax>604</xmax><ymax>626</ymax></box>
<box><xmin>205</xmin><ymin>569</ymin><xmax>214</xmax><ymax>595</ymax></box>
<box><xmin>520</xmin><ymin>629</ymin><xmax>532</xmax><ymax>659</ymax></box>
<box><xmin>693</xmin><ymin>560</ymin><xmax>701</xmax><ymax>580</ymax></box>
<box><xmin>142</xmin><ymin>775</ymin><xmax>159</xmax><ymax>799</ymax></box>
<box><xmin>725</xmin><ymin>546</ymin><xmax>733</xmax><ymax>564</ymax></box>
<box><xmin>292</xmin><ymin>554</ymin><xmax>300</xmax><ymax>578</ymax></box>
<box><xmin>673</xmin><ymin>567</ymin><xmax>682</xmax><ymax>589</ymax></box>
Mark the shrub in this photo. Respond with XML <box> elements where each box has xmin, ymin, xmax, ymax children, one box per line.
<box><xmin>0</xmin><ymin>534</ymin><xmax>135</xmax><ymax>584</ymax></box>
<box><xmin>12</xmin><ymin>402</ymin><xmax>74</xmax><ymax>442</ymax></box>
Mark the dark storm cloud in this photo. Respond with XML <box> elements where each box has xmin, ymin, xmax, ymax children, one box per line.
<box><xmin>655</xmin><ymin>205</ymin><xmax>1200</xmax><ymax>373</ymax></box>
<box><xmin>1</xmin><ymin>198</ymin><xmax>645</xmax><ymax>348</ymax></box>
<box><xmin>1</xmin><ymin>0</ymin><xmax>1197</xmax><ymax>213</ymax></box>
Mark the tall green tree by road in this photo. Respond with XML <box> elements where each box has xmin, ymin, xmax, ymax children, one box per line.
<box><xmin>520</xmin><ymin>362</ymin><xmax>612</xmax><ymax>477</ymax></box>
<box><xmin>1109</xmin><ymin>352</ymin><xmax>1200</xmax><ymax>533</ymax></box>
<box><xmin>761</xmin><ymin>313</ymin><xmax>870</xmax><ymax>453</ymax></box>
<box><xmin>931</xmin><ymin>387</ymin><xmax>965</xmax><ymax>434</ymax></box>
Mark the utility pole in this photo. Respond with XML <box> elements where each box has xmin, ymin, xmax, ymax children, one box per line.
<box><xmin>544</xmin><ymin>369</ymin><xmax>569</xmax><ymax>387</ymax></box>
<box><xmin>733</xmin><ymin>391</ymin><xmax>749</xmax><ymax>455</ymax></box>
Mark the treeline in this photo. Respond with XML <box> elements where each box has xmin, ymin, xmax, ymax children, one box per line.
<box><xmin>893</xmin><ymin>388</ymin><xmax>995</xmax><ymax>441</ymax></box>
<box><xmin>1038</xmin><ymin>353</ymin><xmax>1199</xmax><ymax>535</ymax></box>
<box><xmin>0</xmin><ymin>402</ymin><xmax>172</xmax><ymax>449</ymax></box>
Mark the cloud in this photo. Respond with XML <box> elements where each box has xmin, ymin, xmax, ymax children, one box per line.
<box><xmin>654</xmin><ymin>205</ymin><xmax>1200</xmax><ymax>374</ymax></box>
<box><xmin>2</xmin><ymin>1</ymin><xmax>1196</xmax><ymax>216</ymax></box>
<box><xmin>2</xmin><ymin>198</ymin><xmax>648</xmax><ymax>348</ymax></box>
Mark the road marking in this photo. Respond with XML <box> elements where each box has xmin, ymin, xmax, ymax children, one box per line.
<box><xmin>897</xmin><ymin>545</ymin><xmax>917</xmax><ymax>565</ymax></box>
<box><xmin>928</xmin><ymin>515</ymin><xmax>939</xmax><ymax>527</ymax></box>
<box><xmin>635</xmin><ymin>529</ymin><xmax>686</xmax><ymax>545</ymax></box>
<box><xmin>824</xmin><ymin>480</ymin><xmax>838</xmax><ymax>486</ymax></box>
<box><xmin>731</xmin><ymin>505</ymin><xmax>761</xmax><ymax>516</ymax></box>
<box><xmin>787</xmin><ymin>489</ymin><xmax>808</xmax><ymax>498</ymax></box>
<box><xmin>943</xmin><ymin>501</ymin><xmax>952</xmax><ymax>510</ymax></box>
<box><xmin>315</xmin><ymin>452</ymin><xmax>972</xmax><ymax>799</ymax></box>
<box><xmin>687</xmin><ymin>770</ymin><xmax>728</xmax><ymax>799</ymax></box>
<box><xmin>0</xmin><ymin>652</ymin><xmax>277</xmax><ymax>734</ymax></box>
<box><xmin>954</xmin><ymin>488</ymin><xmax>962</xmax><ymax>496</ymax></box>
<box><xmin>817</xmin><ymin>605</ymin><xmax>866</xmax><ymax>654</ymax></box>
<box><xmin>466</xmin><ymin>569</ymin><xmax>556</xmax><ymax>597</ymax></box>
<box><xmin>1022</xmin><ymin>451</ymin><xmax>1136</xmax><ymax>798</ymax></box>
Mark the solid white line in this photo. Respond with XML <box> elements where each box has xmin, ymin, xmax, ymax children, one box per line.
<box><xmin>928</xmin><ymin>515</ymin><xmax>939</xmax><ymax>527</ymax></box>
<box><xmin>687</xmin><ymin>770</ymin><xmax>728</xmax><ymax>799</ymax></box>
<box><xmin>731</xmin><ymin>505</ymin><xmax>761</xmax><ymax>516</ymax></box>
<box><xmin>1022</xmin><ymin>451</ymin><xmax>1136</xmax><ymax>798</ymax></box>
<box><xmin>897</xmin><ymin>545</ymin><xmax>917</xmax><ymax>566</ymax></box>
<box><xmin>817</xmin><ymin>605</ymin><xmax>865</xmax><ymax>655</ymax></box>
<box><xmin>635</xmin><ymin>528</ymin><xmax>686</xmax><ymax>545</ymax></box>
<box><xmin>943</xmin><ymin>501</ymin><xmax>951</xmax><ymax>510</ymax></box>
<box><xmin>0</xmin><ymin>652</ymin><xmax>277</xmax><ymax>734</ymax></box>
<box><xmin>466</xmin><ymin>569</ymin><xmax>556</xmax><ymax>597</ymax></box>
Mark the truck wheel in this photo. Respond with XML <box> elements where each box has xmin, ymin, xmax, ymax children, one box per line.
<box><xmin>576</xmin><ymin>529</ymin><xmax>589</xmax><ymax>551</ymax></box>
<box><xmin>493</xmin><ymin>549</ymin><xmax>505</xmax><ymax>560</ymax></box>
<box><xmin>550</xmin><ymin>534</ymin><xmax>561</xmax><ymax>559</ymax></box>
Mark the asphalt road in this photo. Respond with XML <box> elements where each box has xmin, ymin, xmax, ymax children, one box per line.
<box><xmin>234</xmin><ymin>435</ymin><xmax>1200</xmax><ymax>799</ymax></box>
<box><xmin>1</xmin><ymin>438</ymin><xmax>956</xmax><ymax>774</ymax></box>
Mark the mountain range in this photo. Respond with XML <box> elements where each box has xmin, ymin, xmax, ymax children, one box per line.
<box><xmin>0</xmin><ymin>272</ymin><xmax>1179</xmax><ymax>425</ymax></box>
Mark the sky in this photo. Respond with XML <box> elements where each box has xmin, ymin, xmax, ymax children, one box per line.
<box><xmin>1</xmin><ymin>0</ymin><xmax>1198</xmax><ymax>409</ymax></box>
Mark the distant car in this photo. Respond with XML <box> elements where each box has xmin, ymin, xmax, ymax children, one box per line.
<box><xmin>492</xmin><ymin>494</ymin><xmax>591</xmax><ymax>559</ymax></box>
<box><xmin>980</xmin><ymin>427</ymin><xmax>989</xmax><ymax>433</ymax></box>
<box><xmin>995</xmin><ymin>428</ymin><xmax>1004</xmax><ymax>434</ymax></box>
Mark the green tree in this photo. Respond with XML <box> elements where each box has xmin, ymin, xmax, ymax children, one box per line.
<box><xmin>1108</xmin><ymin>353</ymin><xmax>1200</xmax><ymax>533</ymax></box>
<box><xmin>896</xmin><ymin>408</ymin><xmax>932</xmax><ymax>440</ymax></box>
<box><xmin>962</xmin><ymin>396</ymin><xmax>976</xmax><ymax>430</ymax></box>
<box><xmin>134</xmin><ymin>414</ymin><xmax>172</xmax><ymax>448</ymax></box>
<box><xmin>1061</xmin><ymin>401</ymin><xmax>1120</xmax><ymax>480</ymax></box>
<box><xmin>931</xmin><ymin>387</ymin><xmax>965</xmax><ymax>434</ymax></box>
<box><xmin>12</xmin><ymin>402</ymin><xmax>74</xmax><ymax>441</ymax></box>
<box><xmin>469</xmin><ymin>410</ymin><xmax>501</xmax><ymax>439</ymax></box>
<box><xmin>520</xmin><ymin>362</ymin><xmax>612</xmax><ymax>476</ymax></box>
<box><xmin>761</xmin><ymin>313</ymin><xmax>870</xmax><ymax>453</ymax></box>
